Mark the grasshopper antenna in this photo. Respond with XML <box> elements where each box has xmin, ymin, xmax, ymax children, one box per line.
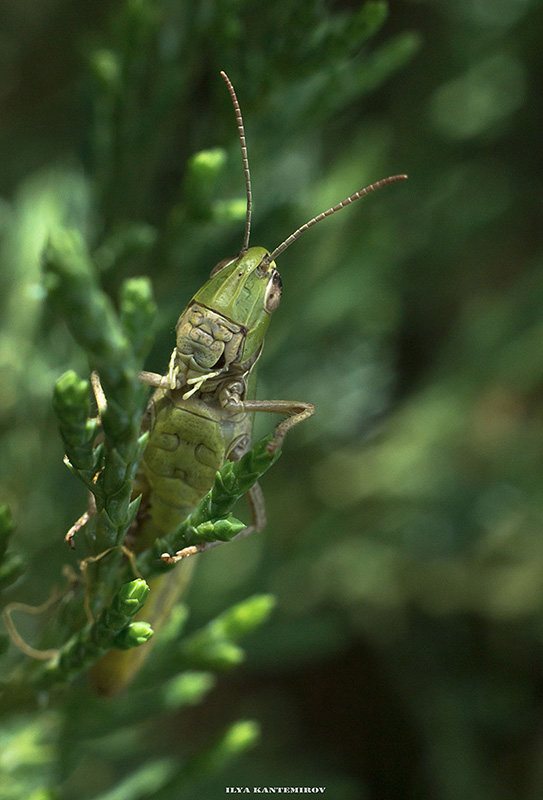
<box><xmin>220</xmin><ymin>71</ymin><xmax>253</xmax><ymax>255</ymax></box>
<box><xmin>262</xmin><ymin>173</ymin><xmax>408</xmax><ymax>266</ymax></box>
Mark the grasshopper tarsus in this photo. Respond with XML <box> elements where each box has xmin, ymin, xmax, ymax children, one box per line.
<box><xmin>161</xmin><ymin>544</ymin><xmax>203</xmax><ymax>564</ymax></box>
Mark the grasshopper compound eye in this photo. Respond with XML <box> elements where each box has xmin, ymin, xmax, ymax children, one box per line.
<box><xmin>264</xmin><ymin>271</ymin><xmax>282</xmax><ymax>314</ymax></box>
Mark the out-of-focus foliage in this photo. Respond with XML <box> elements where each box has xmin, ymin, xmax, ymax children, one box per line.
<box><xmin>0</xmin><ymin>0</ymin><xmax>542</xmax><ymax>798</ymax></box>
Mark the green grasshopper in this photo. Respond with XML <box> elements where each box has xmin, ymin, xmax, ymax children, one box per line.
<box><xmin>89</xmin><ymin>72</ymin><xmax>407</xmax><ymax>693</ymax></box>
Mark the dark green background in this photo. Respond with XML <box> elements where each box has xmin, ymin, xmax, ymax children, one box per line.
<box><xmin>1</xmin><ymin>1</ymin><xmax>542</xmax><ymax>798</ymax></box>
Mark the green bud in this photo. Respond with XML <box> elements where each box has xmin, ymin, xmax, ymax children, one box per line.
<box><xmin>210</xmin><ymin>595</ymin><xmax>276</xmax><ymax>642</ymax></box>
<box><xmin>43</xmin><ymin>229</ymin><xmax>87</xmax><ymax>281</ymax></box>
<box><xmin>192</xmin><ymin>517</ymin><xmax>245</xmax><ymax>544</ymax></box>
<box><xmin>116</xmin><ymin>579</ymin><xmax>150</xmax><ymax>614</ymax></box>
<box><xmin>114</xmin><ymin>621</ymin><xmax>154</xmax><ymax>649</ymax></box>
<box><xmin>213</xmin><ymin>198</ymin><xmax>248</xmax><ymax>224</ymax></box>
<box><xmin>221</xmin><ymin>719</ymin><xmax>260</xmax><ymax>754</ymax></box>
<box><xmin>352</xmin><ymin>1</ymin><xmax>388</xmax><ymax>45</ymax></box>
<box><xmin>211</xmin><ymin>518</ymin><xmax>246</xmax><ymax>542</ymax></box>
<box><xmin>128</xmin><ymin>621</ymin><xmax>153</xmax><ymax>645</ymax></box>
<box><xmin>247</xmin><ymin>436</ymin><xmax>282</xmax><ymax>472</ymax></box>
<box><xmin>120</xmin><ymin>276</ymin><xmax>154</xmax><ymax>312</ymax></box>
<box><xmin>90</xmin><ymin>49</ymin><xmax>121</xmax><ymax>91</ymax></box>
<box><xmin>120</xmin><ymin>277</ymin><xmax>156</xmax><ymax>360</ymax></box>
<box><xmin>194</xmin><ymin>520</ymin><xmax>214</xmax><ymax>539</ymax></box>
<box><xmin>26</xmin><ymin>790</ymin><xmax>58</xmax><ymax>800</ymax></box>
<box><xmin>0</xmin><ymin>554</ymin><xmax>25</xmax><ymax>589</ymax></box>
<box><xmin>189</xmin><ymin>719</ymin><xmax>260</xmax><ymax>778</ymax></box>
<box><xmin>185</xmin><ymin>149</ymin><xmax>227</xmax><ymax>220</ymax></box>
<box><xmin>53</xmin><ymin>371</ymin><xmax>90</xmax><ymax>419</ymax></box>
<box><xmin>160</xmin><ymin>671</ymin><xmax>215</xmax><ymax>709</ymax></box>
<box><xmin>214</xmin><ymin>463</ymin><xmax>237</xmax><ymax>495</ymax></box>
<box><xmin>182</xmin><ymin>639</ymin><xmax>245</xmax><ymax>670</ymax></box>
<box><xmin>0</xmin><ymin>504</ymin><xmax>14</xmax><ymax>559</ymax></box>
<box><xmin>53</xmin><ymin>371</ymin><xmax>98</xmax><ymax>478</ymax></box>
<box><xmin>188</xmin><ymin>149</ymin><xmax>227</xmax><ymax>184</ymax></box>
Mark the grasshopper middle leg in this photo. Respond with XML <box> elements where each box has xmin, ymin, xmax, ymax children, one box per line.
<box><xmin>223</xmin><ymin>395</ymin><xmax>315</xmax><ymax>453</ymax></box>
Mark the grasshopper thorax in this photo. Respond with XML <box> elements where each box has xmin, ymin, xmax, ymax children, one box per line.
<box><xmin>174</xmin><ymin>246</ymin><xmax>281</xmax><ymax>384</ymax></box>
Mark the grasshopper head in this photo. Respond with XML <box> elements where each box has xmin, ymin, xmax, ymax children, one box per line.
<box><xmin>175</xmin><ymin>247</ymin><xmax>281</xmax><ymax>375</ymax></box>
<box><xmin>173</xmin><ymin>73</ymin><xmax>406</xmax><ymax>386</ymax></box>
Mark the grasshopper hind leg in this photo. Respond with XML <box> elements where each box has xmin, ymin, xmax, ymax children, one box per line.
<box><xmin>245</xmin><ymin>480</ymin><xmax>267</xmax><ymax>534</ymax></box>
<box><xmin>228</xmin><ymin>435</ymin><xmax>267</xmax><ymax>535</ymax></box>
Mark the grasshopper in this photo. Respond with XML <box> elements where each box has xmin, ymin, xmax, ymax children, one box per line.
<box><xmin>88</xmin><ymin>72</ymin><xmax>407</xmax><ymax>692</ymax></box>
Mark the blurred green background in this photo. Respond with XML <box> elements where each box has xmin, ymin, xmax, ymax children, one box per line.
<box><xmin>1</xmin><ymin>0</ymin><xmax>543</xmax><ymax>798</ymax></box>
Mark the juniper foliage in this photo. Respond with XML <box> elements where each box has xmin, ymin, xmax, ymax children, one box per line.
<box><xmin>0</xmin><ymin>1</ymin><xmax>420</xmax><ymax>797</ymax></box>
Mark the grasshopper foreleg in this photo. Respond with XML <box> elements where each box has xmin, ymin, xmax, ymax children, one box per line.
<box><xmin>138</xmin><ymin>349</ymin><xmax>188</xmax><ymax>390</ymax></box>
<box><xmin>138</xmin><ymin>370</ymin><xmax>173</xmax><ymax>389</ymax></box>
<box><xmin>63</xmin><ymin>371</ymin><xmax>106</xmax><ymax>548</ymax></box>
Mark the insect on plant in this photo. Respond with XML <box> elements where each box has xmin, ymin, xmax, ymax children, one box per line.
<box><xmin>60</xmin><ymin>72</ymin><xmax>407</xmax><ymax>693</ymax></box>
